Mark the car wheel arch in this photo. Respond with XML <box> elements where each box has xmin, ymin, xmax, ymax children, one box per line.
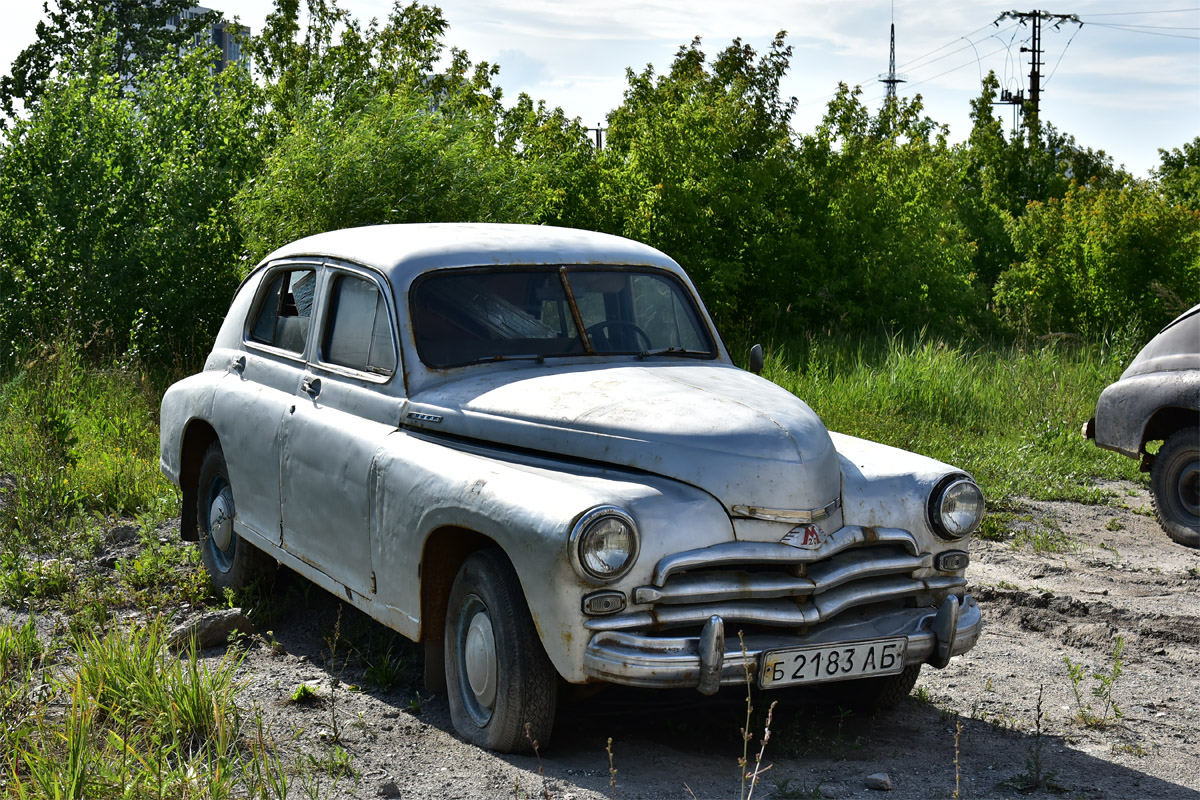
<box><xmin>419</xmin><ymin>526</ymin><xmax>497</xmax><ymax>693</ymax></box>
<box><xmin>179</xmin><ymin>420</ymin><xmax>219</xmax><ymax>542</ymax></box>
<box><xmin>1140</xmin><ymin>405</ymin><xmax>1198</xmax><ymax>454</ymax></box>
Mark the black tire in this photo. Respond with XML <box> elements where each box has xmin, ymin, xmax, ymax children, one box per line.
<box><xmin>444</xmin><ymin>549</ymin><xmax>558</xmax><ymax>753</ymax></box>
<box><xmin>1150</xmin><ymin>426</ymin><xmax>1200</xmax><ymax>548</ymax></box>
<box><xmin>837</xmin><ymin>664</ymin><xmax>922</xmax><ymax>710</ymax></box>
<box><xmin>196</xmin><ymin>442</ymin><xmax>272</xmax><ymax>591</ymax></box>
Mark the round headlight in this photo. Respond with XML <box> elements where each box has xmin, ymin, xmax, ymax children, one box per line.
<box><xmin>929</xmin><ymin>477</ymin><xmax>985</xmax><ymax>539</ymax></box>
<box><xmin>570</xmin><ymin>506</ymin><xmax>639</xmax><ymax>582</ymax></box>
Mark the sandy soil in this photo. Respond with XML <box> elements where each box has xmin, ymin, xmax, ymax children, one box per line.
<box><xmin>9</xmin><ymin>479</ymin><xmax>1200</xmax><ymax>799</ymax></box>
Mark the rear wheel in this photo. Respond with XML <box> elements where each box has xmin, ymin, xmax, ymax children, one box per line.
<box><xmin>1150</xmin><ymin>426</ymin><xmax>1200</xmax><ymax>548</ymax></box>
<box><xmin>196</xmin><ymin>442</ymin><xmax>273</xmax><ymax>591</ymax></box>
<box><xmin>444</xmin><ymin>549</ymin><xmax>558</xmax><ymax>753</ymax></box>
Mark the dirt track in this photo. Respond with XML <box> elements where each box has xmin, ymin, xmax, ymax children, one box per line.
<box><xmin>207</xmin><ymin>479</ymin><xmax>1198</xmax><ymax>799</ymax></box>
<box><xmin>7</xmin><ymin>479</ymin><xmax>1198</xmax><ymax>798</ymax></box>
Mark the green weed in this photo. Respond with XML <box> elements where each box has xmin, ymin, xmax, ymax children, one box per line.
<box><xmin>290</xmin><ymin>682</ymin><xmax>321</xmax><ymax>704</ymax></box>
<box><xmin>1012</xmin><ymin>521</ymin><xmax>1076</xmax><ymax>554</ymax></box>
<box><xmin>1064</xmin><ymin>636</ymin><xmax>1125</xmax><ymax>728</ymax></box>
<box><xmin>1001</xmin><ymin>684</ymin><xmax>1062</xmax><ymax>793</ymax></box>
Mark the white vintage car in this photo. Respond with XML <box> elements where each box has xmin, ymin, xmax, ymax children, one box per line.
<box><xmin>159</xmin><ymin>223</ymin><xmax>985</xmax><ymax>752</ymax></box>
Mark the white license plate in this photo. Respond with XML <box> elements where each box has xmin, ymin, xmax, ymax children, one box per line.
<box><xmin>759</xmin><ymin>638</ymin><xmax>907</xmax><ymax>689</ymax></box>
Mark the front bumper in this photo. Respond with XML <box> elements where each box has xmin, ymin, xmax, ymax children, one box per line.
<box><xmin>582</xmin><ymin>593</ymin><xmax>981</xmax><ymax>693</ymax></box>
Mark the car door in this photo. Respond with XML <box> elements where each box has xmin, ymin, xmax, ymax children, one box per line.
<box><xmin>279</xmin><ymin>266</ymin><xmax>403</xmax><ymax>598</ymax></box>
<box><xmin>213</xmin><ymin>263</ymin><xmax>318</xmax><ymax>544</ymax></box>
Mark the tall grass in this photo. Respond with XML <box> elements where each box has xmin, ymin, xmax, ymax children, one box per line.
<box><xmin>0</xmin><ymin>339</ymin><xmax>176</xmax><ymax>545</ymax></box>
<box><xmin>0</xmin><ymin>618</ymin><xmax>289</xmax><ymax>800</ymax></box>
<box><xmin>761</xmin><ymin>331</ymin><xmax>1146</xmax><ymax>505</ymax></box>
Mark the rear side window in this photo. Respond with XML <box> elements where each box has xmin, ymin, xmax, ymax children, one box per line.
<box><xmin>321</xmin><ymin>274</ymin><xmax>397</xmax><ymax>375</ymax></box>
<box><xmin>249</xmin><ymin>268</ymin><xmax>316</xmax><ymax>354</ymax></box>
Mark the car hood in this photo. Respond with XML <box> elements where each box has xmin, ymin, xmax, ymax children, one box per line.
<box><xmin>405</xmin><ymin>362</ymin><xmax>841</xmax><ymax>513</ymax></box>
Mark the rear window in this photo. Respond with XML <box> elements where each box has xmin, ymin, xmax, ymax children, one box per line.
<box><xmin>248</xmin><ymin>268</ymin><xmax>316</xmax><ymax>354</ymax></box>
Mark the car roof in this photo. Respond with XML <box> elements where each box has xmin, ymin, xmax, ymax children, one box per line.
<box><xmin>260</xmin><ymin>223</ymin><xmax>682</xmax><ymax>286</ymax></box>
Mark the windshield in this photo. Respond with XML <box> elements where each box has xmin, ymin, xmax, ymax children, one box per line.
<box><xmin>412</xmin><ymin>267</ymin><xmax>716</xmax><ymax>368</ymax></box>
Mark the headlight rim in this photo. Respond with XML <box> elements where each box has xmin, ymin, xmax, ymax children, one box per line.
<box><xmin>928</xmin><ymin>474</ymin><xmax>985</xmax><ymax>540</ymax></box>
<box><xmin>569</xmin><ymin>505</ymin><xmax>639</xmax><ymax>584</ymax></box>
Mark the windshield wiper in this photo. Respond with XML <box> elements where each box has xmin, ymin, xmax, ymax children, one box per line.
<box><xmin>476</xmin><ymin>353</ymin><xmax>546</xmax><ymax>364</ymax></box>
<box><xmin>637</xmin><ymin>347</ymin><xmax>712</xmax><ymax>360</ymax></box>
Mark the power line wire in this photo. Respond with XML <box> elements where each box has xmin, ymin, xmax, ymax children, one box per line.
<box><xmin>1080</xmin><ymin>7</ymin><xmax>1200</xmax><ymax>16</ymax></box>
<box><xmin>1083</xmin><ymin>23</ymin><xmax>1200</xmax><ymax>29</ymax></box>
<box><xmin>905</xmin><ymin>43</ymin><xmax>1013</xmax><ymax>91</ymax></box>
<box><xmin>1086</xmin><ymin>22</ymin><xmax>1200</xmax><ymax>39</ymax></box>
<box><xmin>1042</xmin><ymin>24</ymin><xmax>1082</xmax><ymax>87</ymax></box>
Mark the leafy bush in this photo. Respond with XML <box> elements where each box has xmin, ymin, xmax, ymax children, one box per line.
<box><xmin>995</xmin><ymin>180</ymin><xmax>1200</xmax><ymax>339</ymax></box>
<box><xmin>0</xmin><ymin>39</ymin><xmax>263</xmax><ymax>368</ymax></box>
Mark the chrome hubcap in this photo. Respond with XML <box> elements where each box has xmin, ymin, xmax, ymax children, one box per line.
<box><xmin>464</xmin><ymin>609</ymin><xmax>498</xmax><ymax>714</ymax></box>
<box><xmin>208</xmin><ymin>489</ymin><xmax>234</xmax><ymax>551</ymax></box>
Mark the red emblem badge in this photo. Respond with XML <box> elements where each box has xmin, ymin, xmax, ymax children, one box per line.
<box><xmin>782</xmin><ymin>524</ymin><xmax>823</xmax><ymax>549</ymax></box>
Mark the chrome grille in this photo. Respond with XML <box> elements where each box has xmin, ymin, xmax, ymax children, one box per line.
<box><xmin>586</xmin><ymin>525</ymin><xmax>965</xmax><ymax>633</ymax></box>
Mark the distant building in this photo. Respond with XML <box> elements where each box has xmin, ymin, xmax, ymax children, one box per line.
<box><xmin>166</xmin><ymin>6</ymin><xmax>249</xmax><ymax>71</ymax></box>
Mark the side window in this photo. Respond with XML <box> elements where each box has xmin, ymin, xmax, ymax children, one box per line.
<box><xmin>322</xmin><ymin>274</ymin><xmax>397</xmax><ymax>375</ymax></box>
<box><xmin>248</xmin><ymin>268</ymin><xmax>316</xmax><ymax>354</ymax></box>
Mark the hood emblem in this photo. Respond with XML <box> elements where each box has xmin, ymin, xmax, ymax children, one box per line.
<box><xmin>781</xmin><ymin>524</ymin><xmax>823</xmax><ymax>549</ymax></box>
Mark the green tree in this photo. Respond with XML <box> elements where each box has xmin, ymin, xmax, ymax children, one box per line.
<box><xmin>1155</xmin><ymin>136</ymin><xmax>1200</xmax><ymax>212</ymax></box>
<box><xmin>596</xmin><ymin>34</ymin><xmax>800</xmax><ymax>324</ymax></box>
<box><xmin>498</xmin><ymin>93</ymin><xmax>599</xmax><ymax>228</ymax></box>
<box><xmin>236</xmin><ymin>87</ymin><xmax>541</xmax><ymax>264</ymax></box>
<box><xmin>792</xmin><ymin>86</ymin><xmax>980</xmax><ymax>333</ymax></box>
<box><xmin>954</xmin><ymin>72</ymin><xmax>1126</xmax><ymax>291</ymax></box>
<box><xmin>994</xmin><ymin>179</ymin><xmax>1200</xmax><ymax>338</ymax></box>
<box><xmin>0</xmin><ymin>0</ymin><xmax>211</xmax><ymax>121</ymax></box>
<box><xmin>236</xmin><ymin>4</ymin><xmax>546</xmax><ymax>262</ymax></box>
<box><xmin>0</xmin><ymin>38</ymin><xmax>263</xmax><ymax>366</ymax></box>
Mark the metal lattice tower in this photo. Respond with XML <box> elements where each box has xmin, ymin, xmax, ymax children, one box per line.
<box><xmin>878</xmin><ymin>7</ymin><xmax>906</xmax><ymax>102</ymax></box>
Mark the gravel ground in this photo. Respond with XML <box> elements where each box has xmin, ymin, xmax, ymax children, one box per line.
<box><xmin>8</xmin><ymin>479</ymin><xmax>1200</xmax><ymax>799</ymax></box>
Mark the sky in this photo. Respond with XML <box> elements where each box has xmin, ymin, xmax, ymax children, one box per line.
<box><xmin>1</xmin><ymin>1</ymin><xmax>1197</xmax><ymax>177</ymax></box>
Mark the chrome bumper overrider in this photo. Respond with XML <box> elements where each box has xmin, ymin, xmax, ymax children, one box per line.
<box><xmin>582</xmin><ymin>594</ymin><xmax>982</xmax><ymax>693</ymax></box>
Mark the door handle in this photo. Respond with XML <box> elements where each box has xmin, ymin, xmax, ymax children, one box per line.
<box><xmin>301</xmin><ymin>376</ymin><xmax>322</xmax><ymax>397</ymax></box>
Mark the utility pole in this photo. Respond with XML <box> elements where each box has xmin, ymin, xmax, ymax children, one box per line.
<box><xmin>586</xmin><ymin>123</ymin><xmax>606</xmax><ymax>149</ymax></box>
<box><xmin>994</xmin><ymin>10</ymin><xmax>1081</xmax><ymax>124</ymax></box>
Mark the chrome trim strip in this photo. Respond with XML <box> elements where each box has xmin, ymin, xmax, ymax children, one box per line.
<box><xmin>731</xmin><ymin>496</ymin><xmax>841</xmax><ymax>524</ymax></box>
<box><xmin>650</xmin><ymin>526</ymin><xmax>919</xmax><ymax>586</ymax></box>
<box><xmin>588</xmin><ymin>575</ymin><xmax>966</xmax><ymax>631</ymax></box>
<box><xmin>582</xmin><ymin>595</ymin><xmax>982</xmax><ymax>688</ymax></box>
<box><xmin>634</xmin><ymin>551</ymin><xmax>933</xmax><ymax>605</ymax></box>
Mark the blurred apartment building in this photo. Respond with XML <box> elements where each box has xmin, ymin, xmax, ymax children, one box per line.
<box><xmin>165</xmin><ymin>6</ymin><xmax>248</xmax><ymax>71</ymax></box>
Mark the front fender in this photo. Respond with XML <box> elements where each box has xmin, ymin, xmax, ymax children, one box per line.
<box><xmin>1093</xmin><ymin>371</ymin><xmax>1200</xmax><ymax>459</ymax></box>
<box><xmin>369</xmin><ymin>432</ymin><xmax>732</xmax><ymax>682</ymax></box>
<box><xmin>832</xmin><ymin>432</ymin><xmax>971</xmax><ymax>551</ymax></box>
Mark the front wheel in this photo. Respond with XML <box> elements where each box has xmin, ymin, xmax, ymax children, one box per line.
<box><xmin>196</xmin><ymin>442</ymin><xmax>273</xmax><ymax>592</ymax></box>
<box><xmin>838</xmin><ymin>664</ymin><xmax>922</xmax><ymax>710</ymax></box>
<box><xmin>444</xmin><ymin>549</ymin><xmax>558</xmax><ymax>753</ymax></box>
<box><xmin>1150</xmin><ymin>426</ymin><xmax>1200</xmax><ymax>548</ymax></box>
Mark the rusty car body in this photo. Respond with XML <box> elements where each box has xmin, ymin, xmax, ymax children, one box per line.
<box><xmin>159</xmin><ymin>223</ymin><xmax>986</xmax><ymax>752</ymax></box>
<box><xmin>1085</xmin><ymin>304</ymin><xmax>1200</xmax><ymax>547</ymax></box>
